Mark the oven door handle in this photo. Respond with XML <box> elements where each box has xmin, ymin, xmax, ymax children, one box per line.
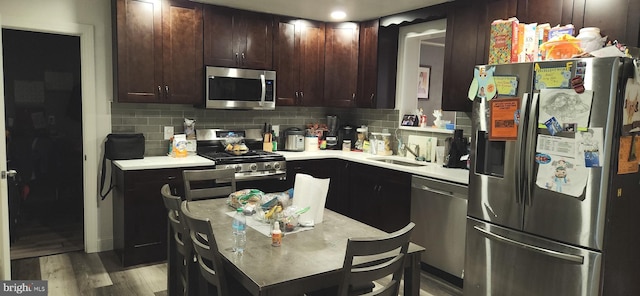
<box><xmin>235</xmin><ymin>172</ymin><xmax>286</xmax><ymax>182</ymax></box>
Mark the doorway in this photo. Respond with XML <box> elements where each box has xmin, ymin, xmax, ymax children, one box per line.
<box><xmin>3</xmin><ymin>29</ymin><xmax>84</xmax><ymax>259</ymax></box>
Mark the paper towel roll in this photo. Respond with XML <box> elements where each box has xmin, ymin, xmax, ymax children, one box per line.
<box><xmin>291</xmin><ymin>173</ymin><xmax>330</xmax><ymax>225</ymax></box>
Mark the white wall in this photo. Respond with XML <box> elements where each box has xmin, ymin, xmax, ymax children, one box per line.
<box><xmin>396</xmin><ymin>19</ymin><xmax>448</xmax><ymax>124</ymax></box>
<box><xmin>0</xmin><ymin>0</ymin><xmax>114</xmax><ymax>252</ymax></box>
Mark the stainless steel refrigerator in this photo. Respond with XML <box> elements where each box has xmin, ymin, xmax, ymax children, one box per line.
<box><xmin>465</xmin><ymin>57</ymin><xmax>640</xmax><ymax>296</ymax></box>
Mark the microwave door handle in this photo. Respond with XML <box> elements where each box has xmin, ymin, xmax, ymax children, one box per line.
<box><xmin>515</xmin><ymin>93</ymin><xmax>530</xmax><ymax>204</ymax></box>
<box><xmin>525</xmin><ymin>93</ymin><xmax>539</xmax><ymax>206</ymax></box>
<box><xmin>260</xmin><ymin>74</ymin><xmax>266</xmax><ymax>106</ymax></box>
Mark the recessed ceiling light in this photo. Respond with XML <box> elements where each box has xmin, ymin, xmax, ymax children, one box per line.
<box><xmin>330</xmin><ymin>10</ymin><xmax>346</xmax><ymax>20</ymax></box>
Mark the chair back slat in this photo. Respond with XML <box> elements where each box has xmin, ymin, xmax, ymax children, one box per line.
<box><xmin>339</xmin><ymin>222</ymin><xmax>415</xmax><ymax>296</ymax></box>
<box><xmin>183</xmin><ymin>168</ymin><xmax>236</xmax><ymax>201</ymax></box>
<box><xmin>161</xmin><ymin>184</ymin><xmax>192</xmax><ymax>296</ymax></box>
<box><xmin>180</xmin><ymin>200</ymin><xmax>229</xmax><ymax>296</ymax></box>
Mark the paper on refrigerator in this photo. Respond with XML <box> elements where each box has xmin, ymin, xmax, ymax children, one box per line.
<box><xmin>291</xmin><ymin>173</ymin><xmax>330</xmax><ymax>226</ymax></box>
<box><xmin>538</xmin><ymin>89</ymin><xmax>593</xmax><ymax>128</ymax></box>
<box><xmin>535</xmin><ymin>134</ymin><xmax>589</xmax><ymax>198</ymax></box>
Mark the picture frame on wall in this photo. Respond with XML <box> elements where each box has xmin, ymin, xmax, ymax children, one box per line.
<box><xmin>417</xmin><ymin>65</ymin><xmax>431</xmax><ymax>100</ymax></box>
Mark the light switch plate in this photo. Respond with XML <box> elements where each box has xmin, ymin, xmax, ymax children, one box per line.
<box><xmin>164</xmin><ymin>126</ymin><xmax>174</xmax><ymax>140</ymax></box>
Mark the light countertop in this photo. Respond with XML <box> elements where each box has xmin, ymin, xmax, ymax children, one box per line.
<box><xmin>275</xmin><ymin>150</ymin><xmax>469</xmax><ymax>185</ymax></box>
<box><xmin>112</xmin><ymin>151</ymin><xmax>469</xmax><ymax>185</ymax></box>
<box><xmin>113</xmin><ymin>155</ymin><xmax>215</xmax><ymax>170</ymax></box>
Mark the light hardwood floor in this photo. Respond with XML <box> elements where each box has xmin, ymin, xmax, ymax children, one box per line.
<box><xmin>11</xmin><ymin>251</ymin><xmax>462</xmax><ymax>296</ymax></box>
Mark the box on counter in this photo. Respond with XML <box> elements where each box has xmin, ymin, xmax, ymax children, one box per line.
<box><xmin>521</xmin><ymin>23</ymin><xmax>538</xmax><ymax>62</ymax></box>
<box><xmin>548</xmin><ymin>24</ymin><xmax>575</xmax><ymax>41</ymax></box>
<box><xmin>489</xmin><ymin>17</ymin><xmax>519</xmax><ymax>64</ymax></box>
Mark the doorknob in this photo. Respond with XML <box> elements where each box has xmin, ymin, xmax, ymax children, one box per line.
<box><xmin>1</xmin><ymin>169</ymin><xmax>17</xmax><ymax>179</ymax></box>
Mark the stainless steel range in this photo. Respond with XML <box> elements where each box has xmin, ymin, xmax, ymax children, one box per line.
<box><xmin>196</xmin><ymin>128</ymin><xmax>286</xmax><ymax>182</ymax></box>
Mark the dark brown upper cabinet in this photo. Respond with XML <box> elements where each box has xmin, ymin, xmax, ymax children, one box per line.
<box><xmin>203</xmin><ymin>5</ymin><xmax>274</xmax><ymax>69</ymax></box>
<box><xmin>324</xmin><ymin>22</ymin><xmax>360</xmax><ymax>108</ymax></box>
<box><xmin>114</xmin><ymin>0</ymin><xmax>203</xmax><ymax>104</ymax></box>
<box><xmin>517</xmin><ymin>0</ymin><xmax>639</xmax><ymax>47</ymax></box>
<box><xmin>356</xmin><ymin>20</ymin><xmax>399</xmax><ymax>109</ymax></box>
<box><xmin>274</xmin><ymin>18</ymin><xmax>326</xmax><ymax>106</ymax></box>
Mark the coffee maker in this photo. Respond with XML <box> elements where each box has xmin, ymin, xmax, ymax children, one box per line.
<box><xmin>325</xmin><ymin>115</ymin><xmax>339</xmax><ymax>150</ymax></box>
<box><xmin>338</xmin><ymin>125</ymin><xmax>356</xmax><ymax>149</ymax></box>
<box><xmin>444</xmin><ymin>129</ymin><xmax>468</xmax><ymax>168</ymax></box>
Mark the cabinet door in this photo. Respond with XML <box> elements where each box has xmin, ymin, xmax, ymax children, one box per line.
<box><xmin>324</xmin><ymin>22</ymin><xmax>359</xmax><ymax>107</ymax></box>
<box><xmin>356</xmin><ymin>20</ymin><xmax>378</xmax><ymax>108</ymax></box>
<box><xmin>203</xmin><ymin>5</ymin><xmax>237</xmax><ymax>67</ymax></box>
<box><xmin>115</xmin><ymin>0</ymin><xmax>163</xmax><ymax>103</ymax></box>
<box><xmin>297</xmin><ymin>20</ymin><xmax>326</xmax><ymax>106</ymax></box>
<box><xmin>347</xmin><ymin>163</ymin><xmax>379</xmax><ymax>227</ymax></box>
<box><xmin>237</xmin><ymin>10</ymin><xmax>273</xmax><ymax>69</ymax></box>
<box><xmin>376</xmin><ymin>169</ymin><xmax>411</xmax><ymax>232</ymax></box>
<box><xmin>516</xmin><ymin>0</ymin><xmax>573</xmax><ymax>25</ymax></box>
<box><xmin>582</xmin><ymin>0</ymin><xmax>639</xmax><ymax>47</ymax></box>
<box><xmin>287</xmin><ymin>159</ymin><xmax>347</xmax><ymax>215</ymax></box>
<box><xmin>275</xmin><ymin>19</ymin><xmax>325</xmax><ymax>107</ymax></box>
<box><xmin>162</xmin><ymin>0</ymin><xmax>203</xmax><ymax>104</ymax></box>
<box><xmin>478</xmin><ymin>0</ymin><xmax>517</xmax><ymax>64</ymax></box>
<box><xmin>274</xmin><ymin>19</ymin><xmax>298</xmax><ymax>106</ymax></box>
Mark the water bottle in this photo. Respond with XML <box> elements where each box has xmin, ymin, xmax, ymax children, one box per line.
<box><xmin>232</xmin><ymin>208</ymin><xmax>246</xmax><ymax>252</ymax></box>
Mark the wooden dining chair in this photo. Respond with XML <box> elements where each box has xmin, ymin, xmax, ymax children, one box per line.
<box><xmin>180</xmin><ymin>200</ymin><xmax>230</xmax><ymax>296</ymax></box>
<box><xmin>339</xmin><ymin>222</ymin><xmax>416</xmax><ymax>296</ymax></box>
<box><xmin>183</xmin><ymin>168</ymin><xmax>236</xmax><ymax>201</ymax></box>
<box><xmin>161</xmin><ymin>184</ymin><xmax>194</xmax><ymax>296</ymax></box>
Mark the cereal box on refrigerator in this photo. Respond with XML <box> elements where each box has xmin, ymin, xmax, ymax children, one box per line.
<box><xmin>489</xmin><ymin>17</ymin><xmax>519</xmax><ymax>64</ymax></box>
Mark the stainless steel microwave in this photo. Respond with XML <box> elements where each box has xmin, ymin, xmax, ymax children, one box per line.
<box><xmin>205</xmin><ymin>66</ymin><xmax>276</xmax><ymax>110</ymax></box>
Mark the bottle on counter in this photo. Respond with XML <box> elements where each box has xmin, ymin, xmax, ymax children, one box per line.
<box><xmin>271</xmin><ymin>220</ymin><xmax>282</xmax><ymax>247</ymax></box>
<box><xmin>232</xmin><ymin>208</ymin><xmax>247</xmax><ymax>253</ymax></box>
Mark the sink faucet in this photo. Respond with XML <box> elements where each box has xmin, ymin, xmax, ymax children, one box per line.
<box><xmin>401</xmin><ymin>143</ymin><xmax>420</xmax><ymax>159</ymax></box>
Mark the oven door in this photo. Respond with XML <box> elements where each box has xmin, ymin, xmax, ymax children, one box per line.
<box><xmin>235</xmin><ymin>173</ymin><xmax>290</xmax><ymax>193</ymax></box>
<box><xmin>205</xmin><ymin>66</ymin><xmax>275</xmax><ymax>110</ymax></box>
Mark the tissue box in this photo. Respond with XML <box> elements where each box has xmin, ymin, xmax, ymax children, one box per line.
<box><xmin>489</xmin><ymin>18</ymin><xmax>519</xmax><ymax>64</ymax></box>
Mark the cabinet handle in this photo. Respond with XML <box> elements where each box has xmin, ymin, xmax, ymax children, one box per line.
<box><xmin>235</xmin><ymin>52</ymin><xmax>239</xmax><ymax>64</ymax></box>
<box><xmin>241</xmin><ymin>52</ymin><xmax>245</xmax><ymax>65</ymax></box>
<box><xmin>370</xmin><ymin>93</ymin><xmax>375</xmax><ymax>103</ymax></box>
<box><xmin>165</xmin><ymin>85</ymin><xmax>170</xmax><ymax>100</ymax></box>
<box><xmin>157</xmin><ymin>86</ymin><xmax>162</xmax><ymax>98</ymax></box>
<box><xmin>295</xmin><ymin>91</ymin><xmax>299</xmax><ymax>99</ymax></box>
<box><xmin>167</xmin><ymin>176</ymin><xmax>177</xmax><ymax>180</ymax></box>
<box><xmin>300</xmin><ymin>91</ymin><xmax>304</xmax><ymax>99</ymax></box>
<box><xmin>352</xmin><ymin>93</ymin><xmax>355</xmax><ymax>100</ymax></box>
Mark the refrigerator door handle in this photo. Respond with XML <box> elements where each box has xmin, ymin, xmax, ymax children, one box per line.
<box><xmin>473</xmin><ymin>226</ymin><xmax>584</xmax><ymax>264</ymax></box>
<box><xmin>525</xmin><ymin>93</ymin><xmax>540</xmax><ymax>206</ymax></box>
<box><xmin>515</xmin><ymin>93</ymin><xmax>530</xmax><ymax>204</ymax></box>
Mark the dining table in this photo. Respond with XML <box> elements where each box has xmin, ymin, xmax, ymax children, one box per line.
<box><xmin>167</xmin><ymin>198</ymin><xmax>425</xmax><ymax>296</ymax></box>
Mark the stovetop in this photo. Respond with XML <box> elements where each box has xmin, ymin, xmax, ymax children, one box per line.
<box><xmin>198</xmin><ymin>150</ymin><xmax>285</xmax><ymax>164</ymax></box>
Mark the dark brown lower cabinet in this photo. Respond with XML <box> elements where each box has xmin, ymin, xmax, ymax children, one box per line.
<box><xmin>346</xmin><ymin>162</ymin><xmax>411</xmax><ymax>233</ymax></box>
<box><xmin>286</xmin><ymin>159</ymin><xmax>348</xmax><ymax>215</ymax></box>
<box><xmin>286</xmin><ymin>159</ymin><xmax>411</xmax><ymax>233</ymax></box>
<box><xmin>112</xmin><ymin>165</ymin><xmax>214</xmax><ymax>267</ymax></box>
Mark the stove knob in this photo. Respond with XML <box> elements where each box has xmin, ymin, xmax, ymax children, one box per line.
<box><xmin>273</xmin><ymin>162</ymin><xmax>281</xmax><ymax>170</ymax></box>
<box><xmin>249</xmin><ymin>163</ymin><xmax>258</xmax><ymax>171</ymax></box>
<box><xmin>264</xmin><ymin>162</ymin><xmax>272</xmax><ymax>169</ymax></box>
<box><xmin>234</xmin><ymin>165</ymin><xmax>242</xmax><ymax>173</ymax></box>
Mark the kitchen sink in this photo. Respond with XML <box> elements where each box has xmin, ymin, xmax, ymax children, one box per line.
<box><xmin>369</xmin><ymin>158</ymin><xmax>428</xmax><ymax>167</ymax></box>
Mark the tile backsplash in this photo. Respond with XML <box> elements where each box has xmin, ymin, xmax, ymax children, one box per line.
<box><xmin>111</xmin><ymin>103</ymin><xmax>471</xmax><ymax>156</ymax></box>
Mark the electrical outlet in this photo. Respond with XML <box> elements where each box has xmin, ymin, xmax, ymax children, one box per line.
<box><xmin>164</xmin><ymin>126</ymin><xmax>174</xmax><ymax>140</ymax></box>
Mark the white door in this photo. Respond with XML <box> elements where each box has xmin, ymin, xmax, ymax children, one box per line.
<box><xmin>0</xmin><ymin>15</ymin><xmax>12</xmax><ymax>279</ymax></box>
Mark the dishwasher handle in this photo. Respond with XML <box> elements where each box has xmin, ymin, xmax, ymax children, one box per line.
<box><xmin>412</xmin><ymin>183</ymin><xmax>456</xmax><ymax>198</ymax></box>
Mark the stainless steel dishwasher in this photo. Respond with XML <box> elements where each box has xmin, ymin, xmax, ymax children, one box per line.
<box><xmin>410</xmin><ymin>175</ymin><xmax>468</xmax><ymax>279</ymax></box>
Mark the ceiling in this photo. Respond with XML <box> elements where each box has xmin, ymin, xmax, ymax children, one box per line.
<box><xmin>192</xmin><ymin>0</ymin><xmax>452</xmax><ymax>22</ymax></box>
